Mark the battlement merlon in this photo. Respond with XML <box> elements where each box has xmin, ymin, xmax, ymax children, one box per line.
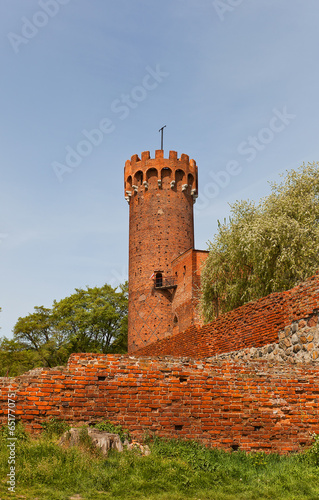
<box><xmin>124</xmin><ymin>150</ymin><xmax>198</xmax><ymax>199</ymax></box>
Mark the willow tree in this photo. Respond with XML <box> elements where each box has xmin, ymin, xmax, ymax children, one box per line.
<box><xmin>200</xmin><ymin>162</ymin><xmax>319</xmax><ymax>322</ymax></box>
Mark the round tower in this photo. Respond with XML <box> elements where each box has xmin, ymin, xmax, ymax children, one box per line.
<box><xmin>124</xmin><ymin>149</ymin><xmax>198</xmax><ymax>353</ymax></box>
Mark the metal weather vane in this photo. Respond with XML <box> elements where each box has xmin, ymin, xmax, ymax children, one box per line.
<box><xmin>159</xmin><ymin>125</ymin><xmax>166</xmax><ymax>150</ymax></box>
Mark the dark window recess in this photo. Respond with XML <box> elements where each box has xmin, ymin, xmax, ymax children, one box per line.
<box><xmin>154</xmin><ymin>274</ymin><xmax>177</xmax><ymax>289</ymax></box>
<box><xmin>175</xmin><ymin>425</ymin><xmax>183</xmax><ymax>431</ymax></box>
<box><xmin>98</xmin><ymin>376</ymin><xmax>106</xmax><ymax>381</ymax></box>
<box><xmin>156</xmin><ymin>272</ymin><xmax>163</xmax><ymax>287</ymax></box>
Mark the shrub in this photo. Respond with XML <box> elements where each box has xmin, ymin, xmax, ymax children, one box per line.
<box><xmin>93</xmin><ymin>420</ymin><xmax>130</xmax><ymax>443</ymax></box>
<box><xmin>40</xmin><ymin>417</ymin><xmax>70</xmax><ymax>438</ymax></box>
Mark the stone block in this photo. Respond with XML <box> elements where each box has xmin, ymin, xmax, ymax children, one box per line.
<box><xmin>278</xmin><ymin>331</ymin><xmax>286</xmax><ymax>341</ymax></box>
<box><xmin>307</xmin><ymin>343</ymin><xmax>314</xmax><ymax>352</ymax></box>
<box><xmin>285</xmin><ymin>326</ymin><xmax>291</xmax><ymax>336</ymax></box>
<box><xmin>291</xmin><ymin>323</ymin><xmax>298</xmax><ymax>334</ymax></box>
<box><xmin>308</xmin><ymin>316</ymin><xmax>318</xmax><ymax>327</ymax></box>
<box><xmin>291</xmin><ymin>334</ymin><xmax>299</xmax><ymax>345</ymax></box>
<box><xmin>59</xmin><ymin>428</ymin><xmax>124</xmax><ymax>454</ymax></box>
<box><xmin>284</xmin><ymin>338</ymin><xmax>292</xmax><ymax>348</ymax></box>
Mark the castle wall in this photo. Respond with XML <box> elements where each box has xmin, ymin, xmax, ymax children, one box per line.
<box><xmin>171</xmin><ymin>249</ymin><xmax>209</xmax><ymax>334</ymax></box>
<box><xmin>1</xmin><ymin>353</ymin><xmax>319</xmax><ymax>454</ymax></box>
<box><xmin>134</xmin><ymin>272</ymin><xmax>319</xmax><ymax>358</ymax></box>
<box><xmin>209</xmin><ymin>314</ymin><xmax>319</xmax><ymax>363</ymax></box>
<box><xmin>1</xmin><ymin>274</ymin><xmax>319</xmax><ymax>453</ymax></box>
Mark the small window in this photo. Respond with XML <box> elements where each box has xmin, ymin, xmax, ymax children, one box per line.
<box><xmin>155</xmin><ymin>272</ymin><xmax>163</xmax><ymax>287</ymax></box>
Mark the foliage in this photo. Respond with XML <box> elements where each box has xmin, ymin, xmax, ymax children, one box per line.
<box><xmin>0</xmin><ymin>282</ymin><xmax>128</xmax><ymax>376</ymax></box>
<box><xmin>1</xmin><ymin>434</ymin><xmax>319</xmax><ymax>499</ymax></box>
<box><xmin>94</xmin><ymin>420</ymin><xmax>131</xmax><ymax>443</ymax></box>
<box><xmin>201</xmin><ymin>162</ymin><xmax>319</xmax><ymax>321</ymax></box>
<box><xmin>303</xmin><ymin>433</ymin><xmax>319</xmax><ymax>466</ymax></box>
<box><xmin>40</xmin><ymin>418</ymin><xmax>70</xmax><ymax>439</ymax></box>
<box><xmin>0</xmin><ymin>421</ymin><xmax>29</xmax><ymax>443</ymax></box>
<box><xmin>50</xmin><ymin>282</ymin><xmax>128</xmax><ymax>355</ymax></box>
<box><xmin>0</xmin><ymin>336</ymin><xmax>44</xmax><ymax>377</ymax></box>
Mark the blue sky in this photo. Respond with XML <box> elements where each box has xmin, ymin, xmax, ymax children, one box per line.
<box><xmin>1</xmin><ymin>0</ymin><xmax>318</xmax><ymax>337</ymax></box>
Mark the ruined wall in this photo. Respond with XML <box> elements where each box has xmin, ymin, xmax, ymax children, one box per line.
<box><xmin>209</xmin><ymin>314</ymin><xmax>319</xmax><ymax>364</ymax></box>
<box><xmin>1</xmin><ymin>273</ymin><xmax>319</xmax><ymax>454</ymax></box>
<box><xmin>135</xmin><ymin>272</ymin><xmax>319</xmax><ymax>358</ymax></box>
<box><xmin>1</xmin><ymin>353</ymin><xmax>319</xmax><ymax>454</ymax></box>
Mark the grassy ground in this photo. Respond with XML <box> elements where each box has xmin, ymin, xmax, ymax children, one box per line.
<box><xmin>1</xmin><ymin>423</ymin><xmax>319</xmax><ymax>500</ymax></box>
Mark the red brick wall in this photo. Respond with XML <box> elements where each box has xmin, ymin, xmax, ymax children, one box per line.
<box><xmin>135</xmin><ymin>272</ymin><xmax>319</xmax><ymax>358</ymax></box>
<box><xmin>1</xmin><ymin>354</ymin><xmax>319</xmax><ymax>454</ymax></box>
<box><xmin>2</xmin><ymin>274</ymin><xmax>319</xmax><ymax>454</ymax></box>
<box><xmin>171</xmin><ymin>249</ymin><xmax>209</xmax><ymax>334</ymax></box>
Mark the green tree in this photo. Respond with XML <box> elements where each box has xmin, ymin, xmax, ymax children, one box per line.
<box><xmin>0</xmin><ymin>337</ymin><xmax>42</xmax><ymax>377</ymax></box>
<box><xmin>51</xmin><ymin>282</ymin><xmax>128</xmax><ymax>355</ymax></box>
<box><xmin>200</xmin><ymin>162</ymin><xmax>319</xmax><ymax>322</ymax></box>
<box><xmin>0</xmin><ymin>283</ymin><xmax>128</xmax><ymax>376</ymax></box>
<box><xmin>13</xmin><ymin>306</ymin><xmax>64</xmax><ymax>368</ymax></box>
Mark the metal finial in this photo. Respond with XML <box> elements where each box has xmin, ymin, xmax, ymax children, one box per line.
<box><xmin>159</xmin><ymin>125</ymin><xmax>166</xmax><ymax>150</ymax></box>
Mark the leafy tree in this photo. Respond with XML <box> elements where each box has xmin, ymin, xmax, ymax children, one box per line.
<box><xmin>200</xmin><ymin>162</ymin><xmax>319</xmax><ymax>322</ymax></box>
<box><xmin>0</xmin><ymin>283</ymin><xmax>128</xmax><ymax>376</ymax></box>
<box><xmin>0</xmin><ymin>337</ymin><xmax>42</xmax><ymax>377</ymax></box>
<box><xmin>13</xmin><ymin>306</ymin><xmax>64</xmax><ymax>368</ymax></box>
<box><xmin>50</xmin><ymin>282</ymin><xmax>128</xmax><ymax>355</ymax></box>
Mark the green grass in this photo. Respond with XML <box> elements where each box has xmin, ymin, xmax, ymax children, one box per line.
<box><xmin>1</xmin><ymin>425</ymin><xmax>319</xmax><ymax>500</ymax></box>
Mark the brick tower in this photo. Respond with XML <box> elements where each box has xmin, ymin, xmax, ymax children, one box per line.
<box><xmin>124</xmin><ymin>150</ymin><xmax>198</xmax><ymax>353</ymax></box>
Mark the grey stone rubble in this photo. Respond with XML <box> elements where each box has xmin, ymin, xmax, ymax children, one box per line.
<box><xmin>59</xmin><ymin>428</ymin><xmax>151</xmax><ymax>456</ymax></box>
<box><xmin>207</xmin><ymin>315</ymin><xmax>319</xmax><ymax>364</ymax></box>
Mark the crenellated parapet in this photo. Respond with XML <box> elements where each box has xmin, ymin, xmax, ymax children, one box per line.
<box><xmin>124</xmin><ymin>150</ymin><xmax>198</xmax><ymax>203</ymax></box>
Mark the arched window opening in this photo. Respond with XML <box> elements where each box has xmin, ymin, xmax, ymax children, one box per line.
<box><xmin>146</xmin><ymin>168</ymin><xmax>158</xmax><ymax>188</ymax></box>
<box><xmin>134</xmin><ymin>170</ymin><xmax>143</xmax><ymax>186</ymax></box>
<box><xmin>126</xmin><ymin>175</ymin><xmax>132</xmax><ymax>191</ymax></box>
<box><xmin>175</xmin><ymin>169</ymin><xmax>185</xmax><ymax>188</ymax></box>
<box><xmin>161</xmin><ymin>167</ymin><xmax>172</xmax><ymax>188</ymax></box>
<box><xmin>188</xmin><ymin>173</ymin><xmax>194</xmax><ymax>189</ymax></box>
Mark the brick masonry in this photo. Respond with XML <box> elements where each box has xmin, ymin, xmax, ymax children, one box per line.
<box><xmin>134</xmin><ymin>272</ymin><xmax>319</xmax><ymax>358</ymax></box>
<box><xmin>1</xmin><ymin>273</ymin><xmax>319</xmax><ymax>453</ymax></box>
<box><xmin>211</xmin><ymin>314</ymin><xmax>319</xmax><ymax>364</ymax></box>
<box><xmin>1</xmin><ymin>353</ymin><xmax>319</xmax><ymax>454</ymax></box>
<box><xmin>124</xmin><ymin>150</ymin><xmax>200</xmax><ymax>353</ymax></box>
<box><xmin>171</xmin><ymin>248</ymin><xmax>209</xmax><ymax>334</ymax></box>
